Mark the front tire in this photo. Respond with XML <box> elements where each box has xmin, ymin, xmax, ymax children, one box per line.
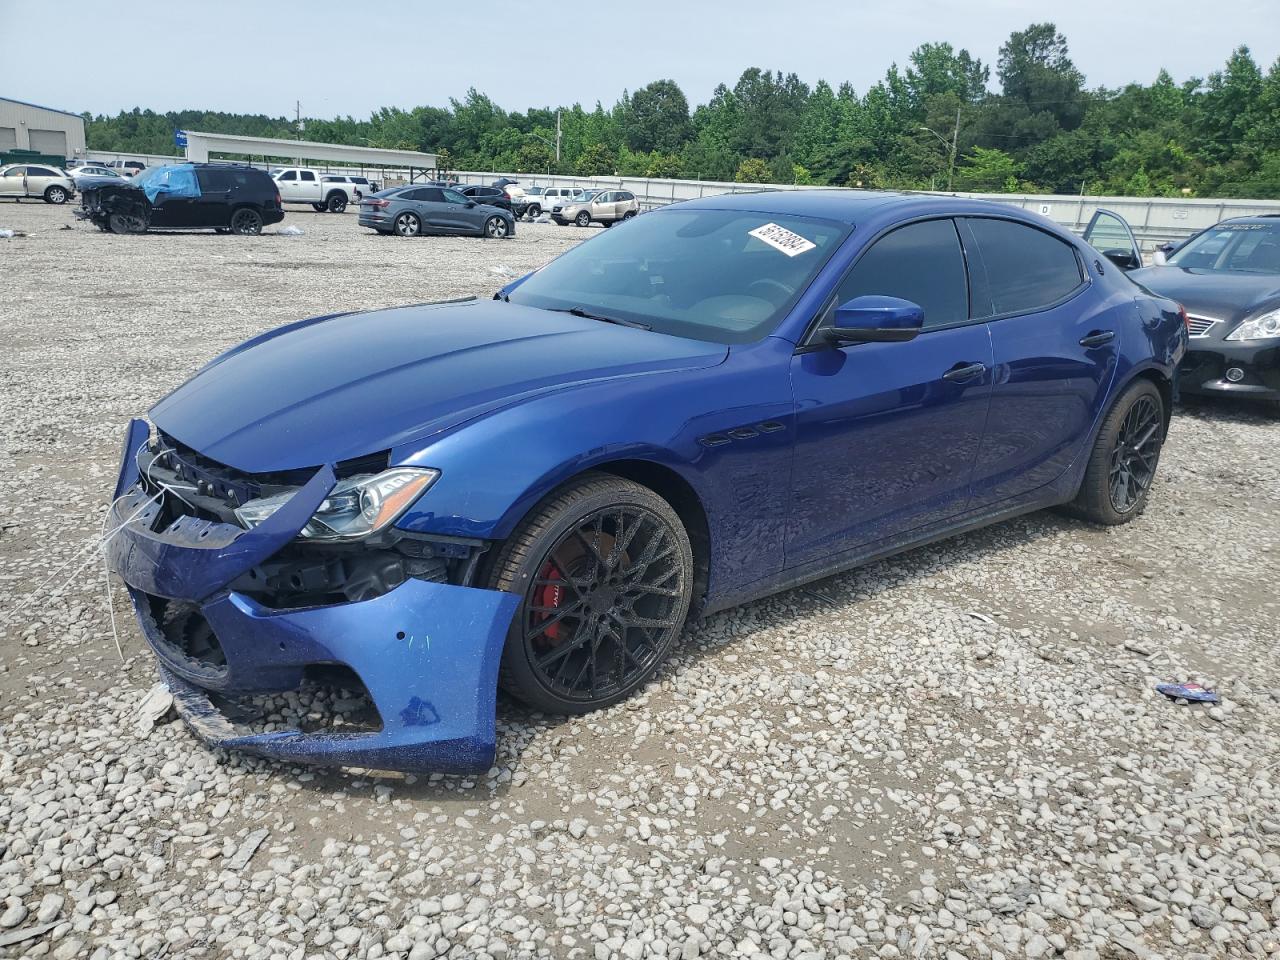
<box><xmin>311</xmin><ymin>203</ymin><xmax>327</xmax><ymax>212</ymax></box>
<box><xmin>575</xmin><ymin>210</ymin><xmax>591</xmax><ymax>227</ymax></box>
<box><xmin>484</xmin><ymin>215</ymin><xmax>509</xmax><ymax>239</ymax></box>
<box><xmin>1070</xmin><ymin>379</ymin><xmax>1165</xmax><ymax>525</ymax></box>
<box><xmin>486</xmin><ymin>473</ymin><xmax>694</xmax><ymax>714</ymax></box>
<box><xmin>108</xmin><ymin>213</ymin><xmax>145</xmax><ymax>234</ymax></box>
<box><xmin>44</xmin><ymin>185</ymin><xmax>69</xmax><ymax>204</ymax></box>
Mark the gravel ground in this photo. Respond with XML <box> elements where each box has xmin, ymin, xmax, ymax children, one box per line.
<box><xmin>2</xmin><ymin>198</ymin><xmax>1280</xmax><ymax>960</ymax></box>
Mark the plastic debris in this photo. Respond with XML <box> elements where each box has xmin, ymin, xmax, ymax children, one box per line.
<box><xmin>966</xmin><ymin>611</ymin><xmax>996</xmax><ymax>625</ymax></box>
<box><xmin>227</xmin><ymin>828</ymin><xmax>270</xmax><ymax>870</ymax></box>
<box><xmin>489</xmin><ymin>264</ymin><xmax>519</xmax><ymax>279</ymax></box>
<box><xmin>279</xmin><ymin>224</ymin><xmax>304</xmax><ymax>236</ymax></box>
<box><xmin>0</xmin><ymin>228</ymin><xmax>18</xmax><ymax>239</ymax></box>
<box><xmin>135</xmin><ymin>683</ymin><xmax>175</xmax><ymax>737</ymax></box>
<box><xmin>1155</xmin><ymin>681</ymin><xmax>1220</xmax><ymax>703</ymax></box>
<box><xmin>535</xmin><ymin>214</ymin><xmax>552</xmax><ymax>223</ymax></box>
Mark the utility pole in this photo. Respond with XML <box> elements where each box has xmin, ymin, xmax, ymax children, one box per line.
<box><xmin>555</xmin><ymin>109</ymin><xmax>562</xmax><ymax>166</ymax></box>
<box><xmin>948</xmin><ymin>105</ymin><xmax>960</xmax><ymax>193</ymax></box>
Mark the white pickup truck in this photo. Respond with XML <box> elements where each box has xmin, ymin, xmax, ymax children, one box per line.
<box><xmin>271</xmin><ymin>167</ymin><xmax>358</xmax><ymax>213</ymax></box>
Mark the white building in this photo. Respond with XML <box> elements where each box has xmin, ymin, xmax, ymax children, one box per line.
<box><xmin>0</xmin><ymin>97</ymin><xmax>87</xmax><ymax>159</ymax></box>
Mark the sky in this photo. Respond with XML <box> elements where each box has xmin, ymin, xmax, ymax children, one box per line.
<box><xmin>1</xmin><ymin>0</ymin><xmax>1277</xmax><ymax>119</ymax></box>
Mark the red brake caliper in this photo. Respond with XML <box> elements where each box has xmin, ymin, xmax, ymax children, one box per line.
<box><xmin>533</xmin><ymin>561</ymin><xmax>565</xmax><ymax>643</ymax></box>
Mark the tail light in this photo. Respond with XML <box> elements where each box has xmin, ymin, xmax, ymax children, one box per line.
<box><xmin>503</xmin><ymin>191</ymin><xmax>511</xmax><ymax>200</ymax></box>
<box><xmin>366</xmin><ymin>199</ymin><xmax>391</xmax><ymax>209</ymax></box>
<box><xmin>275</xmin><ymin>191</ymin><xmax>282</xmax><ymax>207</ymax></box>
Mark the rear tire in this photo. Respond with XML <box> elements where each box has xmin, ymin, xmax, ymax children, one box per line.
<box><xmin>44</xmin><ymin>185</ymin><xmax>68</xmax><ymax>204</ymax></box>
<box><xmin>486</xmin><ymin>473</ymin><xmax>693</xmax><ymax>714</ymax></box>
<box><xmin>325</xmin><ymin>192</ymin><xmax>347</xmax><ymax>213</ymax></box>
<box><xmin>229</xmin><ymin>208</ymin><xmax>263</xmax><ymax>235</ymax></box>
<box><xmin>526</xmin><ymin>204</ymin><xmax>542</xmax><ymax>219</ymax></box>
<box><xmin>393</xmin><ymin>212</ymin><xmax>421</xmax><ymax>237</ymax></box>
<box><xmin>622</xmin><ymin>210</ymin><xmax>636</xmax><ymax>220</ymax></box>
<box><xmin>1069</xmin><ymin>379</ymin><xmax>1165</xmax><ymax>525</ymax></box>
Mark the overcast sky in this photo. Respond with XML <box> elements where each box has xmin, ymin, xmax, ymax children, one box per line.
<box><xmin>1</xmin><ymin>0</ymin><xmax>1277</xmax><ymax>119</ymax></box>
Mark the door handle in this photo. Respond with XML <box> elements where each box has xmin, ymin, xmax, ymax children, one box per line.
<box><xmin>942</xmin><ymin>361</ymin><xmax>987</xmax><ymax>383</ymax></box>
<box><xmin>1079</xmin><ymin>330</ymin><xmax>1116</xmax><ymax>348</ymax></box>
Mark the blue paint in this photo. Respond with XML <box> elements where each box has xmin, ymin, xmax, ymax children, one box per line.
<box><xmin>110</xmin><ymin>190</ymin><xmax>1187</xmax><ymax>773</ymax></box>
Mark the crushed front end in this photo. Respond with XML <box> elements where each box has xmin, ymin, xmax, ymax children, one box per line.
<box><xmin>106</xmin><ymin>419</ymin><xmax>519</xmax><ymax>773</ymax></box>
<box><xmin>75</xmin><ymin>183</ymin><xmax>151</xmax><ymax>232</ymax></box>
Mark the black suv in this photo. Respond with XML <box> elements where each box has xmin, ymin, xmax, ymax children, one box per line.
<box><xmin>76</xmin><ymin>163</ymin><xmax>285</xmax><ymax>235</ymax></box>
<box><xmin>453</xmin><ymin>184</ymin><xmax>515</xmax><ymax>215</ymax></box>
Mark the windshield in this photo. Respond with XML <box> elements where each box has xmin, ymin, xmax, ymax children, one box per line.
<box><xmin>1168</xmin><ymin>222</ymin><xmax>1280</xmax><ymax>274</ymax></box>
<box><xmin>507</xmin><ymin>207</ymin><xmax>849</xmax><ymax>344</ymax></box>
<box><xmin>527</xmin><ymin>186</ymin><xmax>545</xmax><ymax>195</ymax></box>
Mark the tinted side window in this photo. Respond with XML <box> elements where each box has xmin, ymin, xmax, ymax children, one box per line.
<box><xmin>196</xmin><ymin>169</ymin><xmax>231</xmax><ymax>191</ymax></box>
<box><xmin>832</xmin><ymin>219</ymin><xmax>968</xmax><ymax>331</ymax></box>
<box><xmin>964</xmin><ymin>218</ymin><xmax>1084</xmax><ymax>317</ymax></box>
<box><xmin>300</xmin><ymin>171</ymin><xmax>316</xmax><ymax>182</ymax></box>
<box><xmin>278</xmin><ymin>171</ymin><xmax>296</xmax><ymax>181</ymax></box>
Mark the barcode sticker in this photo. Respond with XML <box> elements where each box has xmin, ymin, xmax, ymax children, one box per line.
<box><xmin>748</xmin><ymin>222</ymin><xmax>816</xmax><ymax>257</ymax></box>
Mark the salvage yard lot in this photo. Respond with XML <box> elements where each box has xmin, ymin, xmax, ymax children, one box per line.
<box><xmin>1</xmin><ymin>199</ymin><xmax>1279</xmax><ymax>960</ymax></box>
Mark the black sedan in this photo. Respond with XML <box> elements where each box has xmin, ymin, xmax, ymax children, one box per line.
<box><xmin>1085</xmin><ymin>212</ymin><xmax>1280</xmax><ymax>413</ymax></box>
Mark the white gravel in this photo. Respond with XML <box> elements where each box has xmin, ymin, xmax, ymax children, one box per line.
<box><xmin>2</xmin><ymin>199</ymin><xmax>1279</xmax><ymax>960</ymax></box>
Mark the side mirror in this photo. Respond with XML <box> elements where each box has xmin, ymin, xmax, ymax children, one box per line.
<box><xmin>1102</xmin><ymin>249</ymin><xmax>1141</xmax><ymax>271</ymax></box>
<box><xmin>1152</xmin><ymin>250</ymin><xmax>1169</xmax><ymax>266</ymax></box>
<box><xmin>822</xmin><ymin>296</ymin><xmax>924</xmax><ymax>346</ymax></box>
<box><xmin>465</xmin><ymin>200</ymin><xmax>477</xmax><ymax>208</ymax></box>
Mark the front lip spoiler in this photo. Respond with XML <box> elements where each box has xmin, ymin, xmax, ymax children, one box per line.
<box><xmin>108</xmin><ymin>419</ymin><xmax>521</xmax><ymax>773</ymax></box>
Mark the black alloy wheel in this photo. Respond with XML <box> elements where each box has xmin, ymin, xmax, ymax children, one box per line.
<box><xmin>1068</xmin><ymin>379</ymin><xmax>1165</xmax><ymax>525</ymax></box>
<box><xmin>326</xmin><ymin>192</ymin><xmax>347</xmax><ymax>213</ymax></box>
<box><xmin>487</xmin><ymin>474</ymin><xmax>693</xmax><ymax>713</ymax></box>
<box><xmin>230</xmin><ymin>208</ymin><xmax>263</xmax><ymax>235</ymax></box>
<box><xmin>1108</xmin><ymin>393</ymin><xmax>1162</xmax><ymax>514</ymax></box>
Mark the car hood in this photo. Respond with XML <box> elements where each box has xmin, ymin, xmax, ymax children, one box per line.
<box><xmin>150</xmin><ymin>299</ymin><xmax>727</xmax><ymax>474</ymax></box>
<box><xmin>1130</xmin><ymin>266</ymin><xmax>1280</xmax><ymax>323</ymax></box>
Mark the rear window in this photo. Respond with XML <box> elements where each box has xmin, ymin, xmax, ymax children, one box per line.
<box><xmin>964</xmin><ymin>218</ymin><xmax>1084</xmax><ymax>317</ymax></box>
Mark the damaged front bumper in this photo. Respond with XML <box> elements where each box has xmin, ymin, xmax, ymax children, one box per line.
<box><xmin>106</xmin><ymin>419</ymin><xmax>519</xmax><ymax>773</ymax></box>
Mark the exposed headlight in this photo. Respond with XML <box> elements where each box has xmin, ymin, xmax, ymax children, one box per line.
<box><xmin>234</xmin><ymin>467</ymin><xmax>439</xmax><ymax>541</ymax></box>
<box><xmin>1226</xmin><ymin>309</ymin><xmax>1280</xmax><ymax>341</ymax></box>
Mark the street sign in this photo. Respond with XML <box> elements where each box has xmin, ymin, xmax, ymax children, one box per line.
<box><xmin>174</xmin><ymin>130</ymin><xmax>188</xmax><ymax>149</ymax></box>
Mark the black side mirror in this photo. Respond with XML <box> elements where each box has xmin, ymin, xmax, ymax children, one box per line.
<box><xmin>465</xmin><ymin>200</ymin><xmax>477</xmax><ymax>208</ymax></box>
<box><xmin>1100</xmin><ymin>249</ymin><xmax>1141</xmax><ymax>271</ymax></box>
<box><xmin>822</xmin><ymin>296</ymin><xmax>925</xmax><ymax>346</ymax></box>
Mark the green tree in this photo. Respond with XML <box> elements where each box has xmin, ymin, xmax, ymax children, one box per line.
<box><xmin>734</xmin><ymin>157</ymin><xmax>771</xmax><ymax>183</ymax></box>
<box><xmin>623</xmin><ymin>80</ymin><xmax>692</xmax><ymax>153</ymax></box>
<box><xmin>575</xmin><ymin>142</ymin><xmax>616</xmax><ymax>176</ymax></box>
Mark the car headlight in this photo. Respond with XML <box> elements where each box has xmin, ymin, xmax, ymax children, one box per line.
<box><xmin>1226</xmin><ymin>309</ymin><xmax>1280</xmax><ymax>341</ymax></box>
<box><xmin>234</xmin><ymin>467</ymin><xmax>439</xmax><ymax>541</ymax></box>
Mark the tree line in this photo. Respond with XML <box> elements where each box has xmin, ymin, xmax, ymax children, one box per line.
<box><xmin>83</xmin><ymin>23</ymin><xmax>1280</xmax><ymax>198</ymax></box>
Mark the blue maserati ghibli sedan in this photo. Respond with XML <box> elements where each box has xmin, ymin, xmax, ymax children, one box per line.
<box><xmin>106</xmin><ymin>190</ymin><xmax>1187</xmax><ymax>773</ymax></box>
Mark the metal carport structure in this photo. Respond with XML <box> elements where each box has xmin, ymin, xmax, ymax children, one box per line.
<box><xmin>182</xmin><ymin>132</ymin><xmax>438</xmax><ymax>180</ymax></box>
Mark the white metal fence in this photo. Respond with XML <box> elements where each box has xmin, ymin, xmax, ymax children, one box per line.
<box><xmin>83</xmin><ymin>151</ymin><xmax>1280</xmax><ymax>249</ymax></box>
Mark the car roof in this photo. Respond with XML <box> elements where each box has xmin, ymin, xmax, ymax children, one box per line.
<box><xmin>676</xmin><ymin>188</ymin><xmax>1079</xmax><ymax>228</ymax></box>
<box><xmin>1222</xmin><ymin>215</ymin><xmax>1280</xmax><ymax>225</ymax></box>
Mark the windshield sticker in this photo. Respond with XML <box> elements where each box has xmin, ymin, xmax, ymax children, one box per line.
<box><xmin>748</xmin><ymin>222</ymin><xmax>816</xmax><ymax>257</ymax></box>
